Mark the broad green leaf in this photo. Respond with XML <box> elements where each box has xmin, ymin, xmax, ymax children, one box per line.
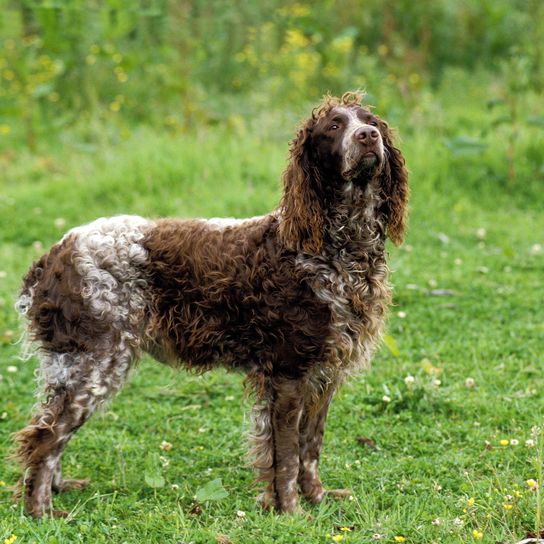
<box><xmin>144</xmin><ymin>452</ymin><xmax>165</xmax><ymax>489</ymax></box>
<box><xmin>144</xmin><ymin>470</ymin><xmax>165</xmax><ymax>489</ymax></box>
<box><xmin>195</xmin><ymin>478</ymin><xmax>229</xmax><ymax>502</ymax></box>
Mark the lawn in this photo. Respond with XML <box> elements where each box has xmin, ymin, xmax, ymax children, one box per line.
<box><xmin>0</xmin><ymin>90</ymin><xmax>543</xmax><ymax>543</ymax></box>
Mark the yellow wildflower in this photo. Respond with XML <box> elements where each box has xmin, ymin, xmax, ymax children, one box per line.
<box><xmin>499</xmin><ymin>439</ymin><xmax>509</xmax><ymax>446</ymax></box>
<box><xmin>291</xmin><ymin>3</ymin><xmax>311</xmax><ymax>17</ymax></box>
<box><xmin>331</xmin><ymin>536</ymin><xmax>344</xmax><ymax>542</ymax></box>
<box><xmin>394</xmin><ymin>537</ymin><xmax>406</xmax><ymax>543</ymax></box>
<box><xmin>4</xmin><ymin>535</ymin><xmax>17</xmax><ymax>544</ymax></box>
<box><xmin>527</xmin><ymin>479</ymin><xmax>538</xmax><ymax>490</ymax></box>
<box><xmin>472</xmin><ymin>529</ymin><xmax>483</xmax><ymax>539</ymax></box>
<box><xmin>285</xmin><ymin>29</ymin><xmax>309</xmax><ymax>48</ymax></box>
<box><xmin>339</xmin><ymin>527</ymin><xmax>351</xmax><ymax>532</ymax></box>
<box><xmin>467</xmin><ymin>497</ymin><xmax>475</xmax><ymax>507</ymax></box>
<box><xmin>503</xmin><ymin>503</ymin><xmax>513</xmax><ymax>510</ymax></box>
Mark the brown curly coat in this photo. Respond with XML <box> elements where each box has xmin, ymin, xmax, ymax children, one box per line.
<box><xmin>13</xmin><ymin>92</ymin><xmax>408</xmax><ymax>517</ymax></box>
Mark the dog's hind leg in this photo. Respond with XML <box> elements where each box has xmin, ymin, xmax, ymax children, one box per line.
<box><xmin>13</xmin><ymin>343</ymin><xmax>136</xmax><ymax>518</ymax></box>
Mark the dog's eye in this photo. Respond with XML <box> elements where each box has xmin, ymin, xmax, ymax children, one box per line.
<box><xmin>329</xmin><ymin>124</ymin><xmax>339</xmax><ymax>130</ymax></box>
<box><xmin>369</xmin><ymin>120</ymin><xmax>378</xmax><ymax>127</ymax></box>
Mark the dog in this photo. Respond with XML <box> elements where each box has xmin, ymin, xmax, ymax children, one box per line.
<box><xmin>13</xmin><ymin>91</ymin><xmax>408</xmax><ymax>517</ymax></box>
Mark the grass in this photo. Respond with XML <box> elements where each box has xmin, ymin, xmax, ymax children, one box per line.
<box><xmin>0</xmin><ymin>93</ymin><xmax>543</xmax><ymax>543</ymax></box>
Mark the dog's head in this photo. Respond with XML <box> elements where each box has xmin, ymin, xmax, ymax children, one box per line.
<box><xmin>279</xmin><ymin>92</ymin><xmax>409</xmax><ymax>252</ymax></box>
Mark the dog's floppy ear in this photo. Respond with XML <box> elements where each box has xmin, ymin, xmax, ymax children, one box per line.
<box><xmin>278</xmin><ymin>117</ymin><xmax>325</xmax><ymax>253</ymax></box>
<box><xmin>379</xmin><ymin>120</ymin><xmax>409</xmax><ymax>246</ymax></box>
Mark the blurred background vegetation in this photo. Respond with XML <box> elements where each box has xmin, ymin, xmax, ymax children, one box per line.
<box><xmin>0</xmin><ymin>0</ymin><xmax>543</xmax><ymax>198</ymax></box>
<box><xmin>1</xmin><ymin>5</ymin><xmax>544</xmax><ymax>541</ymax></box>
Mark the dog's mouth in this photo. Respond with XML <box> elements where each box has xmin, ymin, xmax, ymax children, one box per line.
<box><xmin>361</xmin><ymin>151</ymin><xmax>378</xmax><ymax>167</ymax></box>
<box><xmin>342</xmin><ymin>151</ymin><xmax>381</xmax><ymax>181</ymax></box>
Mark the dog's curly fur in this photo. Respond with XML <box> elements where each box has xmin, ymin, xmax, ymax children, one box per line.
<box><xmin>13</xmin><ymin>91</ymin><xmax>408</xmax><ymax>517</ymax></box>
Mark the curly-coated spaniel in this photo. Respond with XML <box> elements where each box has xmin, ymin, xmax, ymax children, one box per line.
<box><xmin>14</xmin><ymin>92</ymin><xmax>408</xmax><ymax>517</ymax></box>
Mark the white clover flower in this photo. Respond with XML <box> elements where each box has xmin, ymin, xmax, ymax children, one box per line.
<box><xmin>160</xmin><ymin>440</ymin><xmax>173</xmax><ymax>451</ymax></box>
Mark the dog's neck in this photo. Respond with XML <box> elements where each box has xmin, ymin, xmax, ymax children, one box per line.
<box><xmin>323</xmin><ymin>176</ymin><xmax>385</xmax><ymax>258</ymax></box>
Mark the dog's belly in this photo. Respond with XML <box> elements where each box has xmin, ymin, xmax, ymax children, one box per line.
<box><xmin>143</xmin><ymin>280</ymin><xmax>332</xmax><ymax>377</ymax></box>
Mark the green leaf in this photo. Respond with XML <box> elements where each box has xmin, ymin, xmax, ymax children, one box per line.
<box><xmin>527</xmin><ymin>115</ymin><xmax>544</xmax><ymax>127</ymax></box>
<box><xmin>144</xmin><ymin>452</ymin><xmax>165</xmax><ymax>489</ymax></box>
<box><xmin>486</xmin><ymin>97</ymin><xmax>505</xmax><ymax>109</ymax></box>
<box><xmin>32</xmin><ymin>83</ymin><xmax>54</xmax><ymax>98</ymax></box>
<box><xmin>444</xmin><ymin>136</ymin><xmax>487</xmax><ymax>156</ymax></box>
<box><xmin>195</xmin><ymin>478</ymin><xmax>229</xmax><ymax>502</ymax></box>
<box><xmin>383</xmin><ymin>334</ymin><xmax>400</xmax><ymax>358</ymax></box>
<box><xmin>502</xmin><ymin>245</ymin><xmax>514</xmax><ymax>258</ymax></box>
<box><xmin>490</xmin><ymin>114</ymin><xmax>512</xmax><ymax>127</ymax></box>
<box><xmin>144</xmin><ymin>470</ymin><xmax>165</xmax><ymax>489</ymax></box>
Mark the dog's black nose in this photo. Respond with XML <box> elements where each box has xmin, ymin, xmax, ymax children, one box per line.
<box><xmin>355</xmin><ymin>126</ymin><xmax>379</xmax><ymax>142</ymax></box>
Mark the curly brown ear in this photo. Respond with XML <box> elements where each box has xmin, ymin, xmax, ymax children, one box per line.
<box><xmin>380</xmin><ymin>122</ymin><xmax>409</xmax><ymax>246</ymax></box>
<box><xmin>278</xmin><ymin>119</ymin><xmax>324</xmax><ymax>253</ymax></box>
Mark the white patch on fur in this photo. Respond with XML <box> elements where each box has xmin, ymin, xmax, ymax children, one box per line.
<box><xmin>69</xmin><ymin>215</ymin><xmax>151</xmax><ymax>327</ymax></box>
<box><xmin>248</xmin><ymin>399</ymin><xmax>273</xmax><ymax>470</ymax></box>
<box><xmin>20</xmin><ymin>215</ymin><xmax>153</xmax><ymax>414</ymax></box>
<box><xmin>205</xmin><ymin>215</ymin><xmax>264</xmax><ymax>228</ymax></box>
<box><xmin>304</xmin><ymin>459</ymin><xmax>318</xmax><ymax>480</ymax></box>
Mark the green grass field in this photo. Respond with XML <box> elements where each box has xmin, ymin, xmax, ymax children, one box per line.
<box><xmin>1</xmin><ymin>89</ymin><xmax>543</xmax><ymax>543</ymax></box>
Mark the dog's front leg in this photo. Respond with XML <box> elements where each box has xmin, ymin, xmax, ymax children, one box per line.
<box><xmin>270</xmin><ymin>376</ymin><xmax>304</xmax><ymax>513</ymax></box>
<box><xmin>251</xmin><ymin>375</ymin><xmax>303</xmax><ymax>513</ymax></box>
<box><xmin>298</xmin><ymin>386</ymin><xmax>334</xmax><ymax>504</ymax></box>
<box><xmin>298</xmin><ymin>382</ymin><xmax>353</xmax><ymax>504</ymax></box>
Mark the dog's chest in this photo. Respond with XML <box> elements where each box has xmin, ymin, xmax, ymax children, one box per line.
<box><xmin>300</xmin><ymin>244</ymin><xmax>389</xmax><ymax>318</ymax></box>
<box><xmin>297</xmin><ymin>211</ymin><xmax>391</xmax><ymax>371</ymax></box>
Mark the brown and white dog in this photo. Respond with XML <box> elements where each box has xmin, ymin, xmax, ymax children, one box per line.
<box><xmin>13</xmin><ymin>92</ymin><xmax>408</xmax><ymax>517</ymax></box>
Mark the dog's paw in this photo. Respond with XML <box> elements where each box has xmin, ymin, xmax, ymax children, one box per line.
<box><xmin>257</xmin><ymin>492</ymin><xmax>303</xmax><ymax>514</ymax></box>
<box><xmin>302</xmin><ymin>485</ymin><xmax>326</xmax><ymax>505</ymax></box>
